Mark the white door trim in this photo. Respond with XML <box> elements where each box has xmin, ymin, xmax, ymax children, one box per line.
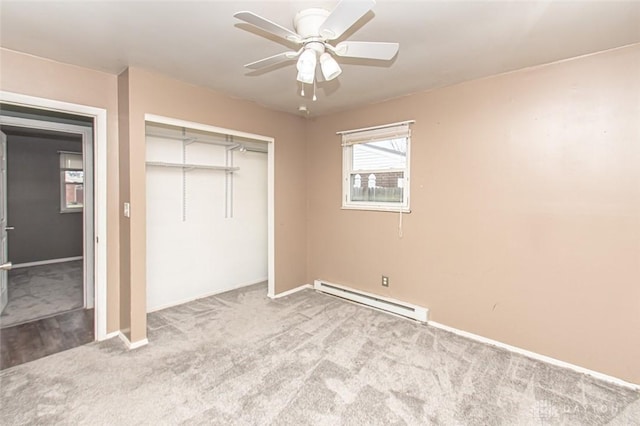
<box><xmin>0</xmin><ymin>90</ymin><xmax>108</xmax><ymax>340</ymax></box>
<box><xmin>144</xmin><ymin>114</ymin><xmax>276</xmax><ymax>299</ymax></box>
<box><xmin>0</xmin><ymin>131</ymin><xmax>8</xmax><ymax>314</ymax></box>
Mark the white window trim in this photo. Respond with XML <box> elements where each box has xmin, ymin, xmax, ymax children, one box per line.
<box><xmin>340</xmin><ymin>121</ymin><xmax>414</xmax><ymax>212</ymax></box>
<box><xmin>59</xmin><ymin>151</ymin><xmax>83</xmax><ymax>213</ymax></box>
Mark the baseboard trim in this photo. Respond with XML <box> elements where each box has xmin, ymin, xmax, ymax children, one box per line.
<box><xmin>100</xmin><ymin>330</ymin><xmax>119</xmax><ymax>341</ymax></box>
<box><xmin>270</xmin><ymin>283</ymin><xmax>312</xmax><ymax>299</ymax></box>
<box><xmin>428</xmin><ymin>320</ymin><xmax>639</xmax><ymax>391</ymax></box>
<box><xmin>118</xmin><ymin>332</ymin><xmax>148</xmax><ymax>350</ymax></box>
<box><xmin>12</xmin><ymin>256</ymin><xmax>83</xmax><ymax>269</ymax></box>
<box><xmin>147</xmin><ymin>278</ymin><xmax>268</xmax><ymax>313</ymax></box>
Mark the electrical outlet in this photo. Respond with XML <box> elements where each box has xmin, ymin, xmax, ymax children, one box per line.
<box><xmin>382</xmin><ymin>275</ymin><xmax>389</xmax><ymax>287</ymax></box>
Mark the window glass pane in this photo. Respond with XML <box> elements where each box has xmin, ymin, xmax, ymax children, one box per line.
<box><xmin>352</xmin><ymin>138</ymin><xmax>406</xmax><ymax>171</ymax></box>
<box><xmin>350</xmin><ymin>172</ymin><xmax>404</xmax><ymax>203</ymax></box>
<box><xmin>59</xmin><ymin>152</ymin><xmax>84</xmax><ymax>212</ymax></box>
<box><xmin>65</xmin><ymin>170</ymin><xmax>84</xmax><ymax>184</ymax></box>
<box><xmin>65</xmin><ymin>183</ymin><xmax>84</xmax><ymax>209</ymax></box>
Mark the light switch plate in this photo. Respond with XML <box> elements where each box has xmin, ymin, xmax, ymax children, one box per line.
<box><xmin>124</xmin><ymin>202</ymin><xmax>131</xmax><ymax>218</ymax></box>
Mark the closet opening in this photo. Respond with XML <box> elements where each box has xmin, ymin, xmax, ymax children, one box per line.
<box><xmin>144</xmin><ymin>115</ymin><xmax>274</xmax><ymax>313</ymax></box>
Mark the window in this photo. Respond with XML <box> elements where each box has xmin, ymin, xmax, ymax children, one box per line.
<box><xmin>341</xmin><ymin>122</ymin><xmax>412</xmax><ymax>211</ymax></box>
<box><xmin>59</xmin><ymin>151</ymin><xmax>83</xmax><ymax>213</ymax></box>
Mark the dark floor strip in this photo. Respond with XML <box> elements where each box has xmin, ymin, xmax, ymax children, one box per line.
<box><xmin>0</xmin><ymin>308</ymin><xmax>94</xmax><ymax>370</ymax></box>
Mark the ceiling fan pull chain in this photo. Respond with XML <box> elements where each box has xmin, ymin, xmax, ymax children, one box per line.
<box><xmin>312</xmin><ymin>79</ymin><xmax>317</xmax><ymax>101</ymax></box>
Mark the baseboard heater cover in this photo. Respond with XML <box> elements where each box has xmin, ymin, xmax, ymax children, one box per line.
<box><xmin>314</xmin><ymin>280</ymin><xmax>428</xmax><ymax>322</ymax></box>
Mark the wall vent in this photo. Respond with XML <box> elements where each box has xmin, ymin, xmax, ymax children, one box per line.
<box><xmin>314</xmin><ymin>280</ymin><xmax>428</xmax><ymax>322</ymax></box>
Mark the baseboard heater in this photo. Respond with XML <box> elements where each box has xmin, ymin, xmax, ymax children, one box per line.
<box><xmin>314</xmin><ymin>280</ymin><xmax>428</xmax><ymax>322</ymax></box>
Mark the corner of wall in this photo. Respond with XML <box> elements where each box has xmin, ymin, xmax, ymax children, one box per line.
<box><xmin>117</xmin><ymin>69</ymin><xmax>132</xmax><ymax>340</ymax></box>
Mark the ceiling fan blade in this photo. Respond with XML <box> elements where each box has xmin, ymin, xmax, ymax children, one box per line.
<box><xmin>245</xmin><ymin>51</ymin><xmax>300</xmax><ymax>70</ymax></box>
<box><xmin>234</xmin><ymin>11</ymin><xmax>302</xmax><ymax>44</ymax></box>
<box><xmin>333</xmin><ymin>41</ymin><xmax>399</xmax><ymax>60</ymax></box>
<box><xmin>319</xmin><ymin>0</ymin><xmax>376</xmax><ymax>40</ymax></box>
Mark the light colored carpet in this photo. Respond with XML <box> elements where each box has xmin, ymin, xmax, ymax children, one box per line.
<box><xmin>0</xmin><ymin>260</ymin><xmax>83</xmax><ymax>328</ymax></box>
<box><xmin>0</xmin><ymin>282</ymin><xmax>638</xmax><ymax>425</ymax></box>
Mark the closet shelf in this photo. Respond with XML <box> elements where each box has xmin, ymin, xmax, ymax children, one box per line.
<box><xmin>146</xmin><ymin>132</ymin><xmax>234</xmax><ymax>148</ymax></box>
<box><xmin>146</xmin><ymin>161</ymin><xmax>239</xmax><ymax>172</ymax></box>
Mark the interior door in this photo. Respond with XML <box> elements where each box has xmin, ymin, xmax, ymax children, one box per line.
<box><xmin>1</xmin><ymin>131</ymin><xmax>10</xmax><ymax>313</ymax></box>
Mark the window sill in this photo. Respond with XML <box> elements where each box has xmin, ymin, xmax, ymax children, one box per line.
<box><xmin>341</xmin><ymin>205</ymin><xmax>411</xmax><ymax>213</ymax></box>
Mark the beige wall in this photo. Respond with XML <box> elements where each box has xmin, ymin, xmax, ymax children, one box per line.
<box><xmin>120</xmin><ymin>68</ymin><xmax>308</xmax><ymax>342</ymax></box>
<box><xmin>0</xmin><ymin>48</ymin><xmax>120</xmax><ymax>334</ymax></box>
<box><xmin>306</xmin><ymin>44</ymin><xmax>640</xmax><ymax>384</ymax></box>
<box><xmin>2</xmin><ymin>44</ymin><xmax>638</xmax><ymax>384</ymax></box>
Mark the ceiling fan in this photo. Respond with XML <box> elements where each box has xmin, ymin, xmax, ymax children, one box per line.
<box><xmin>234</xmin><ymin>0</ymin><xmax>399</xmax><ymax>96</ymax></box>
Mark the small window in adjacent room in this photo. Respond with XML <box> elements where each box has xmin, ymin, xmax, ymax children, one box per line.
<box><xmin>341</xmin><ymin>121</ymin><xmax>413</xmax><ymax>212</ymax></box>
<box><xmin>59</xmin><ymin>151</ymin><xmax>84</xmax><ymax>213</ymax></box>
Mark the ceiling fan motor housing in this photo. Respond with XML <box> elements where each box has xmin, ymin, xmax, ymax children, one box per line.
<box><xmin>294</xmin><ymin>8</ymin><xmax>330</xmax><ymax>39</ymax></box>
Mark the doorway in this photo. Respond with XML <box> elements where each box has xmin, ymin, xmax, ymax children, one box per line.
<box><xmin>0</xmin><ymin>125</ymin><xmax>89</xmax><ymax>326</ymax></box>
<box><xmin>0</xmin><ymin>91</ymin><xmax>108</xmax><ymax>342</ymax></box>
<box><xmin>0</xmin><ymin>102</ymin><xmax>100</xmax><ymax>368</ymax></box>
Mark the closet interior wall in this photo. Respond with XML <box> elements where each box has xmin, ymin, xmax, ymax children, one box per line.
<box><xmin>145</xmin><ymin>122</ymin><xmax>268</xmax><ymax>311</ymax></box>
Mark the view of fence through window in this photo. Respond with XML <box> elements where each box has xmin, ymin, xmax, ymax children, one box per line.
<box><xmin>64</xmin><ymin>171</ymin><xmax>84</xmax><ymax>209</ymax></box>
<box><xmin>350</xmin><ymin>138</ymin><xmax>407</xmax><ymax>203</ymax></box>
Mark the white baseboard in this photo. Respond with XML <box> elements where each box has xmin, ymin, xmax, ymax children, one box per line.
<box><xmin>118</xmin><ymin>331</ymin><xmax>149</xmax><ymax>350</ymax></box>
<box><xmin>428</xmin><ymin>320</ymin><xmax>639</xmax><ymax>391</ymax></box>
<box><xmin>147</xmin><ymin>278</ymin><xmax>268</xmax><ymax>313</ymax></box>
<box><xmin>270</xmin><ymin>283</ymin><xmax>312</xmax><ymax>299</ymax></box>
<box><xmin>12</xmin><ymin>256</ymin><xmax>83</xmax><ymax>269</ymax></box>
<box><xmin>100</xmin><ymin>330</ymin><xmax>119</xmax><ymax>341</ymax></box>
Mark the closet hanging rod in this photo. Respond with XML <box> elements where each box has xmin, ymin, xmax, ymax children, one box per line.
<box><xmin>146</xmin><ymin>161</ymin><xmax>239</xmax><ymax>172</ymax></box>
<box><xmin>243</xmin><ymin>148</ymin><xmax>268</xmax><ymax>154</ymax></box>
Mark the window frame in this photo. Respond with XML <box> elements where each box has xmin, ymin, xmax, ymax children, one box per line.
<box><xmin>59</xmin><ymin>151</ymin><xmax>84</xmax><ymax>213</ymax></box>
<box><xmin>341</xmin><ymin>122</ymin><xmax>412</xmax><ymax>212</ymax></box>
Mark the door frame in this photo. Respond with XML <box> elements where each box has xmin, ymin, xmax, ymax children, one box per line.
<box><xmin>0</xmin><ymin>91</ymin><xmax>108</xmax><ymax>340</ymax></box>
<box><xmin>1</xmin><ymin>131</ymin><xmax>8</xmax><ymax>313</ymax></box>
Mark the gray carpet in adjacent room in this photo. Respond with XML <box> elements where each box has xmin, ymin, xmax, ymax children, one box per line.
<box><xmin>0</xmin><ymin>260</ymin><xmax>83</xmax><ymax>328</ymax></box>
<box><xmin>1</xmin><ymin>283</ymin><xmax>638</xmax><ymax>425</ymax></box>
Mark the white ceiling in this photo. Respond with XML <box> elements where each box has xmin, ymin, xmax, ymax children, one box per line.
<box><xmin>1</xmin><ymin>1</ymin><xmax>639</xmax><ymax>117</ymax></box>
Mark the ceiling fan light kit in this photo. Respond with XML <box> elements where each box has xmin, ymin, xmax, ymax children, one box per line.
<box><xmin>234</xmin><ymin>0</ymin><xmax>399</xmax><ymax>104</ymax></box>
<box><xmin>297</xmin><ymin>71</ymin><xmax>314</xmax><ymax>85</ymax></box>
<box><xmin>296</xmin><ymin>48</ymin><xmax>317</xmax><ymax>83</ymax></box>
<box><xmin>320</xmin><ymin>52</ymin><xmax>342</xmax><ymax>81</ymax></box>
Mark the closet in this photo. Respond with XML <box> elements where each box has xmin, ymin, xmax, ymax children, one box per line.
<box><xmin>145</xmin><ymin>120</ymin><xmax>268</xmax><ymax>311</ymax></box>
